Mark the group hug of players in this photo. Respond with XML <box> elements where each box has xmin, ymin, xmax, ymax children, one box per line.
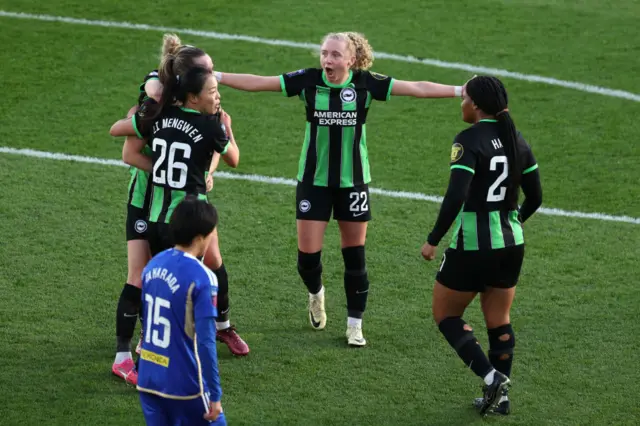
<box><xmin>108</xmin><ymin>31</ymin><xmax>543</xmax><ymax>424</ymax></box>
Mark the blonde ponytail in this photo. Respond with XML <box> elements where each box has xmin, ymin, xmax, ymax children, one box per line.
<box><xmin>161</xmin><ymin>33</ymin><xmax>182</xmax><ymax>60</ymax></box>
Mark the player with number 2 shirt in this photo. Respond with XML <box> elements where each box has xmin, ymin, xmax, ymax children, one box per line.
<box><xmin>421</xmin><ymin>76</ymin><xmax>542</xmax><ymax>416</ymax></box>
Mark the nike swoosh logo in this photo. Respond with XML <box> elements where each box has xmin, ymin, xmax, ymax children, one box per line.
<box><xmin>123</xmin><ymin>313</ymin><xmax>138</xmax><ymax>318</ymax></box>
<box><xmin>353</xmin><ymin>212</ymin><xmax>366</xmax><ymax>217</ymax></box>
<box><xmin>309</xmin><ymin>311</ymin><xmax>321</xmax><ymax>328</ymax></box>
<box><xmin>355</xmin><ymin>290</ymin><xmax>368</xmax><ymax>294</ymax></box>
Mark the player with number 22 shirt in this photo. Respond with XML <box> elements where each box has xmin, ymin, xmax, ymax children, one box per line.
<box><xmin>215</xmin><ymin>31</ymin><xmax>463</xmax><ymax>347</ymax></box>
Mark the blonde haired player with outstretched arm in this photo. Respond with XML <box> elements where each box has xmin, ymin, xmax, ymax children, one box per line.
<box><xmin>214</xmin><ymin>32</ymin><xmax>463</xmax><ymax>347</ymax></box>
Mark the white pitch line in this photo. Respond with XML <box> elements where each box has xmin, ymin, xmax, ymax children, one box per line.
<box><xmin>1</xmin><ymin>10</ymin><xmax>639</xmax><ymax>102</ymax></box>
<box><xmin>1</xmin><ymin>147</ymin><xmax>638</xmax><ymax>225</ymax></box>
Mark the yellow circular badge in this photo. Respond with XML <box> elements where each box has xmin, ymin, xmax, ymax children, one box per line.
<box><xmin>450</xmin><ymin>143</ymin><xmax>464</xmax><ymax>162</ymax></box>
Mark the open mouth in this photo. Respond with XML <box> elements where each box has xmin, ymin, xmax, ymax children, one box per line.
<box><xmin>324</xmin><ymin>67</ymin><xmax>335</xmax><ymax>78</ymax></box>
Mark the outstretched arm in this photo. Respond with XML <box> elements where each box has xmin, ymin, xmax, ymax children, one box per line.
<box><xmin>216</xmin><ymin>72</ymin><xmax>281</xmax><ymax>92</ymax></box>
<box><xmin>391</xmin><ymin>80</ymin><xmax>462</xmax><ymax>98</ymax></box>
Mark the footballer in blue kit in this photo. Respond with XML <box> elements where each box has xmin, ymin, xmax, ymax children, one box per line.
<box><xmin>137</xmin><ymin>197</ymin><xmax>226</xmax><ymax>425</ymax></box>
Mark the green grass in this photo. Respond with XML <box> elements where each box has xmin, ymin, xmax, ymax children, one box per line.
<box><xmin>0</xmin><ymin>0</ymin><xmax>639</xmax><ymax>424</ymax></box>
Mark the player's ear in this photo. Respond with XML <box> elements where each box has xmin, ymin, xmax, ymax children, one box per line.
<box><xmin>187</xmin><ymin>92</ymin><xmax>199</xmax><ymax>105</ymax></box>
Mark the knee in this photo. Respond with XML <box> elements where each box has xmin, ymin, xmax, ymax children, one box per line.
<box><xmin>298</xmin><ymin>250</ymin><xmax>321</xmax><ymax>273</ymax></box>
<box><xmin>341</xmin><ymin>245</ymin><xmax>366</xmax><ymax>274</ymax></box>
<box><xmin>127</xmin><ymin>268</ymin><xmax>144</xmax><ymax>287</ymax></box>
<box><xmin>488</xmin><ymin>324</ymin><xmax>515</xmax><ymax>357</ymax></box>
<box><xmin>485</xmin><ymin>314</ymin><xmax>511</xmax><ymax>330</ymax></box>
<box><xmin>205</xmin><ymin>253</ymin><xmax>223</xmax><ymax>270</ymax></box>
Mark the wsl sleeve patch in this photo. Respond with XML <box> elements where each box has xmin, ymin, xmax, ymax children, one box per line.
<box><xmin>286</xmin><ymin>69</ymin><xmax>306</xmax><ymax>77</ymax></box>
<box><xmin>370</xmin><ymin>71</ymin><xmax>389</xmax><ymax>80</ymax></box>
<box><xmin>450</xmin><ymin>143</ymin><xmax>464</xmax><ymax>163</ymax></box>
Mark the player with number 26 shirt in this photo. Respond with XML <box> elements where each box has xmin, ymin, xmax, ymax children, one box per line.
<box><xmin>132</xmin><ymin>102</ymin><xmax>229</xmax><ymax>253</ymax></box>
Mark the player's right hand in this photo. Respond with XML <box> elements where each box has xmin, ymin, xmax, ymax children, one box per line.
<box><xmin>204</xmin><ymin>401</ymin><xmax>223</xmax><ymax>422</ymax></box>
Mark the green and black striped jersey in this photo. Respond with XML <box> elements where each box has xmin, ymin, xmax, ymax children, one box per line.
<box><xmin>448</xmin><ymin>120</ymin><xmax>538</xmax><ymax>250</ymax></box>
<box><xmin>280</xmin><ymin>68</ymin><xmax>394</xmax><ymax>188</ymax></box>
<box><xmin>127</xmin><ymin>69</ymin><xmax>159</xmax><ymax>210</ymax></box>
<box><xmin>133</xmin><ymin>103</ymin><xmax>230</xmax><ymax>223</ymax></box>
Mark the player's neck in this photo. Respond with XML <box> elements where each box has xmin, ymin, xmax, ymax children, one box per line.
<box><xmin>174</xmin><ymin>244</ymin><xmax>202</xmax><ymax>258</ymax></box>
<box><xmin>475</xmin><ymin>112</ymin><xmax>495</xmax><ymax>123</ymax></box>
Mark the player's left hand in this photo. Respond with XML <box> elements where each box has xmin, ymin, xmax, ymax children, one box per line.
<box><xmin>206</xmin><ymin>173</ymin><xmax>214</xmax><ymax>192</ymax></box>
<box><xmin>421</xmin><ymin>242</ymin><xmax>437</xmax><ymax>261</ymax></box>
<box><xmin>204</xmin><ymin>401</ymin><xmax>223</xmax><ymax>422</ymax></box>
<box><xmin>220</xmin><ymin>109</ymin><xmax>232</xmax><ymax>128</ymax></box>
<box><xmin>126</xmin><ymin>105</ymin><xmax>138</xmax><ymax>119</ymax></box>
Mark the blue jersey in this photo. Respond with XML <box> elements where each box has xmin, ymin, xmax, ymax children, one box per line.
<box><xmin>138</xmin><ymin>248</ymin><xmax>221</xmax><ymax>402</ymax></box>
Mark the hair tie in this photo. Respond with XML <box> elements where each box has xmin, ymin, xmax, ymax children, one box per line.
<box><xmin>496</xmin><ymin>108</ymin><xmax>509</xmax><ymax>117</ymax></box>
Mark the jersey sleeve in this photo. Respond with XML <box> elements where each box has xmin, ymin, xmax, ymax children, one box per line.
<box><xmin>193</xmin><ymin>267</ymin><xmax>219</xmax><ymax>321</ymax></box>
<box><xmin>192</xmin><ymin>265</ymin><xmax>222</xmax><ymax>402</ymax></box>
<box><xmin>206</xmin><ymin>115</ymin><xmax>231</xmax><ymax>154</ymax></box>
<box><xmin>131</xmin><ymin>99</ymin><xmax>156</xmax><ymax>139</ymax></box>
<box><xmin>517</xmin><ymin>133</ymin><xmax>538</xmax><ymax>175</ymax></box>
<box><xmin>449</xmin><ymin>134</ymin><xmax>478</xmax><ymax>174</ymax></box>
<box><xmin>279</xmin><ymin>68</ymin><xmax>316</xmax><ymax>98</ymax></box>
<box><xmin>364</xmin><ymin>71</ymin><xmax>395</xmax><ymax>101</ymax></box>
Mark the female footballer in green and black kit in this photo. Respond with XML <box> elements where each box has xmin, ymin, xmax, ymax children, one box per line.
<box><xmin>125</xmin><ymin>69</ymin><xmax>158</xmax><ymax>241</ymax></box>
<box><xmin>284</xmin><ymin>67</ymin><xmax>392</xmax><ymax>222</ymax></box>
<box><xmin>216</xmin><ymin>31</ymin><xmax>463</xmax><ymax>346</ymax></box>
<box><xmin>110</xmin><ymin>34</ymin><xmax>218</xmax><ymax>385</ymax></box>
<box><xmin>112</xmin><ymin>67</ymin><xmax>238</xmax><ymax>255</ymax></box>
<box><xmin>421</xmin><ymin>76</ymin><xmax>543</xmax><ymax>416</ymax></box>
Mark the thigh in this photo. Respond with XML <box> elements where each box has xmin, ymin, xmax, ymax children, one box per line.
<box><xmin>296</xmin><ymin>182</ymin><xmax>332</xmax><ymax>222</ymax></box>
<box><xmin>481</xmin><ymin>286</ymin><xmax>516</xmax><ymax>329</ymax></box>
<box><xmin>337</xmin><ymin>221</ymin><xmax>367</xmax><ymax>248</ymax></box>
<box><xmin>127</xmin><ymin>239</ymin><xmax>151</xmax><ymax>287</ymax></box>
<box><xmin>333</xmin><ymin>184</ymin><xmax>372</xmax><ymax>222</ymax></box>
<box><xmin>436</xmin><ymin>248</ymin><xmax>487</xmax><ymax>293</ymax></box>
<box><xmin>126</xmin><ymin>205</ymin><xmax>150</xmax><ymax>241</ymax></box>
<box><xmin>202</xmin><ymin>228</ymin><xmax>222</xmax><ymax>270</ymax></box>
<box><xmin>297</xmin><ymin>220</ymin><xmax>328</xmax><ymax>253</ymax></box>
<box><xmin>432</xmin><ymin>281</ymin><xmax>477</xmax><ymax>324</ymax></box>
<box><xmin>139</xmin><ymin>392</ymin><xmax>170</xmax><ymax>426</ymax></box>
